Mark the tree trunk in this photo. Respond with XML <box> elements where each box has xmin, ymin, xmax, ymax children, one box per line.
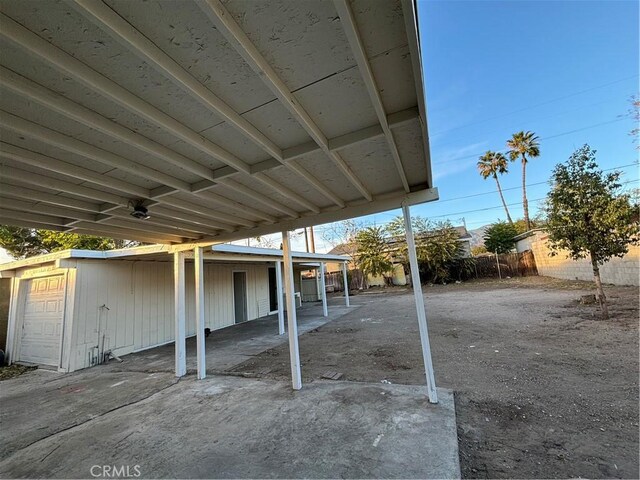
<box><xmin>521</xmin><ymin>155</ymin><xmax>530</xmax><ymax>230</ymax></box>
<box><xmin>494</xmin><ymin>174</ymin><xmax>513</xmax><ymax>223</ymax></box>
<box><xmin>590</xmin><ymin>253</ymin><xmax>609</xmax><ymax>319</ymax></box>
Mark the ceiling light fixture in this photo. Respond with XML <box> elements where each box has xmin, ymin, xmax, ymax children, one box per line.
<box><xmin>129</xmin><ymin>200</ymin><xmax>150</xmax><ymax>220</ymax></box>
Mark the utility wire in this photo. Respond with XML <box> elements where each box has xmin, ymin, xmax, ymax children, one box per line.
<box><xmin>314</xmin><ymin>176</ymin><xmax>638</xmax><ymax>233</ymax></box>
<box><xmin>430</xmin><ymin>74</ymin><xmax>639</xmax><ymax>136</ymax></box>
<box><xmin>436</xmin><ymin>162</ymin><xmax>638</xmax><ymax>204</ymax></box>
<box><xmin>432</xmin><ymin>117</ymin><xmax>629</xmax><ymax>165</ymax></box>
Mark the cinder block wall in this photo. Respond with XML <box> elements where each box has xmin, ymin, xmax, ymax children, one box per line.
<box><xmin>531</xmin><ymin>235</ymin><xmax>639</xmax><ymax>286</ymax></box>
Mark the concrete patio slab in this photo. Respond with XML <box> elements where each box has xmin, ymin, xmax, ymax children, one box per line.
<box><xmin>0</xmin><ymin>368</ymin><xmax>178</xmax><ymax>460</ymax></box>
<box><xmin>110</xmin><ymin>302</ymin><xmax>355</xmax><ymax>374</ymax></box>
<box><xmin>0</xmin><ymin>375</ymin><xmax>460</xmax><ymax>479</ymax></box>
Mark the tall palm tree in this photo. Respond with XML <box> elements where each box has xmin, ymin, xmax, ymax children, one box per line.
<box><xmin>506</xmin><ymin>131</ymin><xmax>540</xmax><ymax>230</ymax></box>
<box><xmin>477</xmin><ymin>151</ymin><xmax>513</xmax><ymax>223</ymax></box>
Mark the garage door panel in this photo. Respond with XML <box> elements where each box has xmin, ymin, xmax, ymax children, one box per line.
<box><xmin>19</xmin><ymin>275</ymin><xmax>65</xmax><ymax>367</ymax></box>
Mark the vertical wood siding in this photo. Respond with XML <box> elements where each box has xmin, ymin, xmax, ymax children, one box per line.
<box><xmin>70</xmin><ymin>260</ymin><xmax>270</xmax><ymax>371</ymax></box>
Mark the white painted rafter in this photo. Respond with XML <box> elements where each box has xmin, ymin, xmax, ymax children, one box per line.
<box><xmin>197</xmin><ymin>0</ymin><xmax>373</xmax><ymax>201</ymax></box>
<box><xmin>105</xmin><ymin>207</ymin><xmax>223</xmax><ymax>236</ymax></box>
<box><xmin>333</xmin><ymin>0</ymin><xmax>410</xmax><ymax>192</ymax></box>
<box><xmin>0</xmin><ymin>145</ymin><xmax>252</xmax><ymax>231</ymax></box>
<box><xmin>0</xmin><ymin>197</ymin><xmax>97</xmax><ymax>222</ymax></box>
<box><xmin>0</xmin><ymin>210</ymin><xmax>68</xmax><ymax>227</ymax></box>
<box><xmin>0</xmin><ymin>66</ymin><xmax>214</xmax><ymax>181</ymax></box>
<box><xmin>72</xmin><ymin>225</ymin><xmax>181</xmax><ymax>244</ymax></box>
<box><xmin>0</xmin><ymin>13</ymin><xmax>317</xmax><ymax>215</ymax></box>
<box><xmin>0</xmin><ymin>163</ymin><xmax>131</xmax><ymax>206</ymax></box>
<box><xmin>0</xmin><ymin>110</ymin><xmax>191</xmax><ymax>191</ymax></box>
<box><xmin>98</xmin><ymin>218</ymin><xmax>198</xmax><ymax>240</ymax></box>
<box><xmin>400</xmin><ymin>0</ymin><xmax>433</xmax><ymax>188</ymax></box>
<box><xmin>0</xmin><ymin>111</ymin><xmax>286</xmax><ymax>224</ymax></box>
<box><xmin>71</xmin><ymin>0</ymin><xmax>344</xmax><ymax>209</ymax></box>
<box><xmin>218</xmin><ymin>178</ymin><xmax>298</xmax><ymax>218</ymax></box>
<box><xmin>0</xmin><ymin>142</ymin><xmax>150</xmax><ymax>198</ymax></box>
<box><xmin>0</xmin><ymin>217</ymin><xmax>68</xmax><ymax>232</ymax></box>
<box><xmin>0</xmin><ymin>182</ymin><xmax>104</xmax><ymax>212</ymax></box>
<box><xmin>2</xmin><ymin>62</ymin><xmax>417</xmax><ymax>216</ymax></box>
<box><xmin>189</xmin><ymin>187</ymin><xmax>439</xmax><ymax>245</ymax></box>
<box><xmin>0</xmin><ymin>66</ymin><xmax>308</xmax><ymax>217</ymax></box>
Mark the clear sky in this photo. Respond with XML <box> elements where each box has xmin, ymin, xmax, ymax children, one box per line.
<box><xmin>305</xmin><ymin>0</ymin><xmax>639</xmax><ymax>251</ymax></box>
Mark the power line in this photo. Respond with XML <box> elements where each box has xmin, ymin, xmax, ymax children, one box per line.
<box><xmin>430</xmin><ymin>74</ymin><xmax>639</xmax><ymax>136</ymax></box>
<box><xmin>315</xmin><ymin>176</ymin><xmax>638</xmax><ymax>233</ymax></box>
<box><xmin>436</xmin><ymin>162</ymin><xmax>638</xmax><ymax>204</ymax></box>
<box><xmin>432</xmin><ymin>117</ymin><xmax>629</xmax><ymax>165</ymax></box>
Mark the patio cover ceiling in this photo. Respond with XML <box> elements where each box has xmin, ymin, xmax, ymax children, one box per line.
<box><xmin>0</xmin><ymin>0</ymin><xmax>437</xmax><ymax>245</ymax></box>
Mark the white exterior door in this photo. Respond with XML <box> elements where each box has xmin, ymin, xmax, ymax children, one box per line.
<box><xmin>19</xmin><ymin>276</ymin><xmax>65</xmax><ymax>366</ymax></box>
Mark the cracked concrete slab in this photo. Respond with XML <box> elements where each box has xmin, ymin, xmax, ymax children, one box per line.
<box><xmin>0</xmin><ymin>368</ymin><xmax>177</xmax><ymax>460</ymax></box>
<box><xmin>0</xmin><ymin>375</ymin><xmax>459</xmax><ymax>479</ymax></box>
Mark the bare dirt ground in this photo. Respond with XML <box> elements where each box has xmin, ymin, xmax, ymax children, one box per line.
<box><xmin>232</xmin><ymin>276</ymin><xmax>639</xmax><ymax>479</ymax></box>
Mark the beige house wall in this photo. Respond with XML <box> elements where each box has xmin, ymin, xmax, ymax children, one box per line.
<box><xmin>529</xmin><ymin>234</ymin><xmax>639</xmax><ymax>286</ymax></box>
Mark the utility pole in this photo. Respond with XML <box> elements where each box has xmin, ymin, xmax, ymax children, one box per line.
<box><xmin>303</xmin><ymin>228</ymin><xmax>309</xmax><ymax>252</ymax></box>
<box><xmin>309</xmin><ymin>226</ymin><xmax>316</xmax><ymax>253</ymax></box>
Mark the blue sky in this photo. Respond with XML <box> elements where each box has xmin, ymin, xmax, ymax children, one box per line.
<box><xmin>415</xmin><ymin>0</ymin><xmax>639</xmax><ymax>230</ymax></box>
<box><xmin>307</xmin><ymin>0</ymin><xmax>640</xmax><ymax>250</ymax></box>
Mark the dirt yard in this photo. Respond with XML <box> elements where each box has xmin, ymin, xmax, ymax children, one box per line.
<box><xmin>232</xmin><ymin>277</ymin><xmax>639</xmax><ymax>479</ymax></box>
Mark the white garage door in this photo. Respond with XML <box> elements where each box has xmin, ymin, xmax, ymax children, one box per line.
<box><xmin>19</xmin><ymin>276</ymin><xmax>65</xmax><ymax>366</ymax></box>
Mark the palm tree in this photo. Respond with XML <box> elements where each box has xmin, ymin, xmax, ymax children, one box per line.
<box><xmin>477</xmin><ymin>151</ymin><xmax>513</xmax><ymax>223</ymax></box>
<box><xmin>506</xmin><ymin>131</ymin><xmax>540</xmax><ymax>230</ymax></box>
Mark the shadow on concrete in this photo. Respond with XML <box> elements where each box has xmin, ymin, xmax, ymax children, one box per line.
<box><xmin>112</xmin><ymin>300</ymin><xmax>356</xmax><ymax>374</ymax></box>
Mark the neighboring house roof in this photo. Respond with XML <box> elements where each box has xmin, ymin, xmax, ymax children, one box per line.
<box><xmin>513</xmin><ymin>228</ymin><xmax>545</xmax><ymax>242</ymax></box>
<box><xmin>0</xmin><ymin>243</ymin><xmax>349</xmax><ymax>275</ymax></box>
<box><xmin>328</xmin><ymin>243</ymin><xmax>356</xmax><ymax>256</ymax></box>
<box><xmin>453</xmin><ymin>226</ymin><xmax>472</xmax><ymax>240</ymax></box>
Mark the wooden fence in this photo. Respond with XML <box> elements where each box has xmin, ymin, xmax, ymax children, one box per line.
<box><xmin>324</xmin><ymin>269</ymin><xmax>366</xmax><ymax>292</ymax></box>
<box><xmin>473</xmin><ymin>250</ymin><xmax>538</xmax><ymax>278</ymax></box>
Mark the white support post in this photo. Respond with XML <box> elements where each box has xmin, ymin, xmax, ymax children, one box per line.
<box><xmin>282</xmin><ymin>231</ymin><xmax>302</xmax><ymax>390</ymax></box>
<box><xmin>275</xmin><ymin>260</ymin><xmax>285</xmax><ymax>335</ymax></box>
<box><xmin>319</xmin><ymin>262</ymin><xmax>328</xmax><ymax>317</ymax></box>
<box><xmin>174</xmin><ymin>251</ymin><xmax>186</xmax><ymax>377</ymax></box>
<box><xmin>342</xmin><ymin>262</ymin><xmax>350</xmax><ymax>307</ymax></box>
<box><xmin>402</xmin><ymin>204</ymin><xmax>438</xmax><ymax>403</ymax></box>
<box><xmin>194</xmin><ymin>246</ymin><xmax>206</xmax><ymax>380</ymax></box>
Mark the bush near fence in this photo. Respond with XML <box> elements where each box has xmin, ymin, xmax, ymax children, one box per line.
<box><xmin>325</xmin><ymin>250</ymin><xmax>537</xmax><ymax>289</ymax></box>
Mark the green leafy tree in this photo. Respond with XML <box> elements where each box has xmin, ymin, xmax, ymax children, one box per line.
<box><xmin>471</xmin><ymin>245</ymin><xmax>488</xmax><ymax>256</ymax></box>
<box><xmin>477</xmin><ymin>151</ymin><xmax>513</xmax><ymax>223</ymax></box>
<box><xmin>0</xmin><ymin>226</ymin><xmax>44</xmax><ymax>259</ymax></box>
<box><xmin>512</xmin><ymin>218</ymin><xmax>540</xmax><ymax>235</ymax></box>
<box><xmin>354</xmin><ymin>226</ymin><xmax>393</xmax><ymax>282</ymax></box>
<box><xmin>484</xmin><ymin>221</ymin><xmax>518</xmax><ymax>254</ymax></box>
<box><xmin>624</xmin><ymin>95</ymin><xmax>639</xmax><ymax>148</ymax></box>
<box><xmin>545</xmin><ymin>145</ymin><xmax>639</xmax><ymax>318</ymax></box>
<box><xmin>507</xmin><ymin>131</ymin><xmax>540</xmax><ymax>230</ymax></box>
<box><xmin>0</xmin><ymin>226</ymin><xmax>138</xmax><ymax>260</ymax></box>
<box><xmin>419</xmin><ymin>221</ymin><xmax>465</xmax><ymax>283</ymax></box>
<box><xmin>386</xmin><ymin>217</ymin><xmax>463</xmax><ymax>283</ymax></box>
<box><xmin>385</xmin><ymin>215</ymin><xmax>430</xmax><ymax>238</ymax></box>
